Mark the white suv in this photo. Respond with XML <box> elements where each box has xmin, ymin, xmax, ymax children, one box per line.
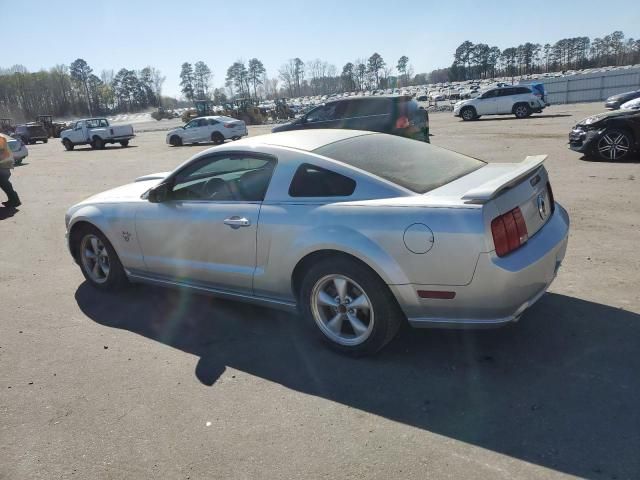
<box><xmin>166</xmin><ymin>116</ymin><xmax>248</xmax><ymax>147</ymax></box>
<box><xmin>453</xmin><ymin>86</ymin><xmax>546</xmax><ymax>121</ymax></box>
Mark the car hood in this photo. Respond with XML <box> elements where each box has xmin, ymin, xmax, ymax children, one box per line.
<box><xmin>167</xmin><ymin>127</ymin><xmax>185</xmax><ymax>135</ymax></box>
<box><xmin>77</xmin><ymin>179</ymin><xmax>161</xmax><ymax>205</ymax></box>
<box><xmin>607</xmin><ymin>90</ymin><xmax>640</xmax><ymax>102</ymax></box>
<box><xmin>577</xmin><ymin>109</ymin><xmax>640</xmax><ymax>126</ymax></box>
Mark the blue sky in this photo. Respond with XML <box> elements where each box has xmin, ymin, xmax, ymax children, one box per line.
<box><xmin>3</xmin><ymin>0</ymin><xmax>639</xmax><ymax>96</ymax></box>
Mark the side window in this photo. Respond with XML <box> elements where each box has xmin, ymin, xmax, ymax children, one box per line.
<box><xmin>350</xmin><ymin>99</ymin><xmax>390</xmax><ymax>117</ymax></box>
<box><xmin>481</xmin><ymin>90</ymin><xmax>497</xmax><ymax>99</ymax></box>
<box><xmin>515</xmin><ymin>87</ymin><xmax>532</xmax><ymax>95</ymax></box>
<box><xmin>289</xmin><ymin>163</ymin><xmax>356</xmax><ymax>197</ymax></box>
<box><xmin>306</xmin><ymin>104</ymin><xmax>338</xmax><ymax>122</ymax></box>
<box><xmin>170</xmin><ymin>154</ymin><xmax>276</xmax><ymax>202</ymax></box>
<box><xmin>208</xmin><ymin>119</ymin><xmax>220</xmax><ymax>125</ymax></box>
<box><xmin>184</xmin><ymin>120</ymin><xmax>196</xmax><ymax>129</ymax></box>
<box><xmin>499</xmin><ymin>88</ymin><xmax>514</xmax><ymax>96</ymax></box>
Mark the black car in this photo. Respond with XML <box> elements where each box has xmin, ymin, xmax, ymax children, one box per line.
<box><xmin>569</xmin><ymin>109</ymin><xmax>640</xmax><ymax>161</ymax></box>
<box><xmin>604</xmin><ymin>89</ymin><xmax>640</xmax><ymax>110</ymax></box>
<box><xmin>14</xmin><ymin>123</ymin><xmax>49</xmax><ymax>144</ymax></box>
<box><xmin>272</xmin><ymin>96</ymin><xmax>429</xmax><ymax>142</ymax></box>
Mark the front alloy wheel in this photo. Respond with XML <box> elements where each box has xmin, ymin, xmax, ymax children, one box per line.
<box><xmin>311</xmin><ymin>274</ymin><xmax>374</xmax><ymax>347</ymax></box>
<box><xmin>597</xmin><ymin>130</ymin><xmax>631</xmax><ymax>160</ymax></box>
<box><xmin>80</xmin><ymin>234</ymin><xmax>110</xmax><ymax>284</ymax></box>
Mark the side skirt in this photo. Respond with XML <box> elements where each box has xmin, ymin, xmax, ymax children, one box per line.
<box><xmin>127</xmin><ymin>271</ymin><xmax>299</xmax><ymax>313</ymax></box>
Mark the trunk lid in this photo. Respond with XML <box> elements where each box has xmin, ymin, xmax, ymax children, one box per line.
<box><xmin>426</xmin><ymin>155</ymin><xmax>554</xmax><ymax>252</ymax></box>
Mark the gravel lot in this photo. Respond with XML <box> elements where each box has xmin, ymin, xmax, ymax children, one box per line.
<box><xmin>1</xmin><ymin>103</ymin><xmax>639</xmax><ymax>480</ymax></box>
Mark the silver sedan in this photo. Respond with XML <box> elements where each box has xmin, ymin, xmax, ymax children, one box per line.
<box><xmin>65</xmin><ymin>129</ymin><xmax>569</xmax><ymax>355</ymax></box>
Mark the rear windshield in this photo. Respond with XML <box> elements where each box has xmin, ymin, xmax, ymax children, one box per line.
<box><xmin>314</xmin><ymin>134</ymin><xmax>485</xmax><ymax>193</ymax></box>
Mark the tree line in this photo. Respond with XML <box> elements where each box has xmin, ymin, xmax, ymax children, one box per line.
<box><xmin>181</xmin><ymin>53</ymin><xmax>416</xmax><ymax>102</ymax></box>
<box><xmin>447</xmin><ymin>31</ymin><xmax>640</xmax><ymax>81</ymax></box>
<box><xmin>0</xmin><ymin>58</ymin><xmax>167</xmax><ymax>121</ymax></box>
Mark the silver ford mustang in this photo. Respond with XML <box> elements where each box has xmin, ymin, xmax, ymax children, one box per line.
<box><xmin>65</xmin><ymin>129</ymin><xmax>569</xmax><ymax>355</ymax></box>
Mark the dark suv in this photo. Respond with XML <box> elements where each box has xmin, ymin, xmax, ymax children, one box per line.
<box><xmin>272</xmin><ymin>96</ymin><xmax>429</xmax><ymax>142</ymax></box>
<box><xmin>15</xmin><ymin>123</ymin><xmax>49</xmax><ymax>144</ymax></box>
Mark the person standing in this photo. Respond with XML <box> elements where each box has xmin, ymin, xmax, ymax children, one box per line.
<box><xmin>0</xmin><ymin>135</ymin><xmax>21</xmax><ymax>208</ymax></box>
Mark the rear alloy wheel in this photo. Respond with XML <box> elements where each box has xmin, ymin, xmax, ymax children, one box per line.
<box><xmin>514</xmin><ymin>103</ymin><xmax>532</xmax><ymax>119</ymax></box>
<box><xmin>77</xmin><ymin>226</ymin><xmax>128</xmax><ymax>290</ymax></box>
<box><xmin>63</xmin><ymin>139</ymin><xmax>74</xmax><ymax>151</ymax></box>
<box><xmin>460</xmin><ymin>106</ymin><xmax>476</xmax><ymax>121</ymax></box>
<box><xmin>169</xmin><ymin>135</ymin><xmax>183</xmax><ymax>147</ymax></box>
<box><xmin>300</xmin><ymin>258</ymin><xmax>403</xmax><ymax>356</ymax></box>
<box><xmin>120</xmin><ymin>140</ymin><xmax>129</xmax><ymax>147</ymax></box>
<box><xmin>211</xmin><ymin>132</ymin><xmax>225</xmax><ymax>145</ymax></box>
<box><xmin>596</xmin><ymin>129</ymin><xmax>632</xmax><ymax>161</ymax></box>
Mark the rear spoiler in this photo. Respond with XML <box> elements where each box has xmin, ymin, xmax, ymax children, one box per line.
<box><xmin>462</xmin><ymin>155</ymin><xmax>547</xmax><ymax>204</ymax></box>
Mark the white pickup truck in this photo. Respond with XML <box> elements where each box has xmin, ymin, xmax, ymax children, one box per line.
<box><xmin>61</xmin><ymin>118</ymin><xmax>135</xmax><ymax>150</ymax></box>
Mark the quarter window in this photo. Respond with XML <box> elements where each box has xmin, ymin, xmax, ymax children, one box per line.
<box><xmin>170</xmin><ymin>154</ymin><xmax>276</xmax><ymax>202</ymax></box>
<box><xmin>289</xmin><ymin>163</ymin><xmax>356</xmax><ymax>197</ymax></box>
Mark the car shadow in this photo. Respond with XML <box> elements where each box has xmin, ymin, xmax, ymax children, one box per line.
<box><xmin>65</xmin><ymin>145</ymin><xmax>139</xmax><ymax>152</ymax></box>
<box><xmin>0</xmin><ymin>205</ymin><xmax>18</xmax><ymax>219</ymax></box>
<box><xmin>172</xmin><ymin>140</ymin><xmax>233</xmax><ymax>148</ymax></box>
<box><xmin>579</xmin><ymin>153</ymin><xmax>640</xmax><ymax>164</ymax></box>
<box><xmin>75</xmin><ymin>283</ymin><xmax>640</xmax><ymax>479</ymax></box>
<box><xmin>476</xmin><ymin>114</ymin><xmax>573</xmax><ymax>121</ymax></box>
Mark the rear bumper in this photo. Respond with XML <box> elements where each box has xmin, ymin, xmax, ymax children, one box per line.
<box><xmin>391</xmin><ymin>204</ymin><xmax>570</xmax><ymax>329</ymax></box>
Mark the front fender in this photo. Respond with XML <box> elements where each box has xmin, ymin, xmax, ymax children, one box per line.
<box><xmin>66</xmin><ymin>203</ymin><xmax>143</xmax><ymax>271</ymax></box>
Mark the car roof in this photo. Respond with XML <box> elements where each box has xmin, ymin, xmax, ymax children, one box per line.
<box><xmin>233</xmin><ymin>129</ymin><xmax>375</xmax><ymax>152</ymax></box>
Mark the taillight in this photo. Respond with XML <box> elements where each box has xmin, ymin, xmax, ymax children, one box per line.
<box><xmin>395</xmin><ymin>116</ymin><xmax>409</xmax><ymax>129</ymax></box>
<box><xmin>491</xmin><ymin>207</ymin><xmax>528</xmax><ymax>257</ymax></box>
<box><xmin>224</xmin><ymin>123</ymin><xmax>235</xmax><ymax>128</ymax></box>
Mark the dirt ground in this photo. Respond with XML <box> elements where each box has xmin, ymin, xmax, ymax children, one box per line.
<box><xmin>1</xmin><ymin>103</ymin><xmax>639</xmax><ymax>480</ymax></box>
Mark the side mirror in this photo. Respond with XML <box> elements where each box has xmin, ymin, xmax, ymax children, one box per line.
<box><xmin>147</xmin><ymin>183</ymin><xmax>169</xmax><ymax>203</ymax></box>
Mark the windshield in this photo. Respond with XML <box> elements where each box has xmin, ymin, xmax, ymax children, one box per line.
<box><xmin>314</xmin><ymin>133</ymin><xmax>485</xmax><ymax>193</ymax></box>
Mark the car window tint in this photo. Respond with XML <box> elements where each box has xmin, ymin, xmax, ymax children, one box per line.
<box><xmin>349</xmin><ymin>99</ymin><xmax>391</xmax><ymax>116</ymax></box>
<box><xmin>314</xmin><ymin>133</ymin><xmax>484</xmax><ymax>194</ymax></box>
<box><xmin>482</xmin><ymin>90</ymin><xmax>497</xmax><ymax>98</ymax></box>
<box><xmin>208</xmin><ymin>119</ymin><xmax>220</xmax><ymax>125</ymax></box>
<box><xmin>306</xmin><ymin>104</ymin><xmax>338</xmax><ymax>122</ymax></box>
<box><xmin>499</xmin><ymin>88</ymin><xmax>514</xmax><ymax>96</ymax></box>
<box><xmin>289</xmin><ymin>163</ymin><xmax>356</xmax><ymax>197</ymax></box>
<box><xmin>515</xmin><ymin>87</ymin><xmax>531</xmax><ymax>94</ymax></box>
<box><xmin>171</xmin><ymin>154</ymin><xmax>276</xmax><ymax>202</ymax></box>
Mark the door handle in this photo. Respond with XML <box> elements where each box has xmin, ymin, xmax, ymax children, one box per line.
<box><xmin>223</xmin><ymin>216</ymin><xmax>251</xmax><ymax>228</ymax></box>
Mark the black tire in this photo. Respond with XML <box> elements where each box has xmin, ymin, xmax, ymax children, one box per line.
<box><xmin>460</xmin><ymin>106</ymin><xmax>477</xmax><ymax>121</ymax></box>
<box><xmin>92</xmin><ymin>137</ymin><xmax>105</xmax><ymax>150</ymax></box>
<box><xmin>74</xmin><ymin>224</ymin><xmax>128</xmax><ymax>291</ymax></box>
<box><xmin>514</xmin><ymin>103</ymin><xmax>532</xmax><ymax>119</ymax></box>
<box><xmin>211</xmin><ymin>132</ymin><xmax>225</xmax><ymax>145</ymax></box>
<box><xmin>43</xmin><ymin>138</ymin><xmax>48</xmax><ymax>144</ymax></box>
<box><xmin>169</xmin><ymin>135</ymin><xmax>183</xmax><ymax>147</ymax></box>
<box><xmin>299</xmin><ymin>257</ymin><xmax>404</xmax><ymax>356</ymax></box>
<box><xmin>120</xmin><ymin>140</ymin><xmax>129</xmax><ymax>147</ymax></box>
<box><xmin>595</xmin><ymin>129</ymin><xmax>633</xmax><ymax>161</ymax></box>
<box><xmin>63</xmin><ymin>139</ymin><xmax>74</xmax><ymax>151</ymax></box>
<box><xmin>29</xmin><ymin>140</ymin><xmax>35</xmax><ymax>145</ymax></box>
